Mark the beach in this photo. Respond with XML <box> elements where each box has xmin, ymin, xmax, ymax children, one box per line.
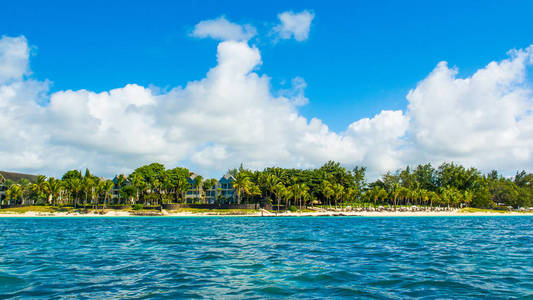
<box><xmin>1</xmin><ymin>209</ymin><xmax>532</xmax><ymax>218</ymax></box>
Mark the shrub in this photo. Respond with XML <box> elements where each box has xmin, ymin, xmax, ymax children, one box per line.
<box><xmin>289</xmin><ymin>205</ymin><xmax>298</xmax><ymax>212</ymax></box>
<box><xmin>132</xmin><ymin>204</ymin><xmax>144</xmax><ymax>211</ymax></box>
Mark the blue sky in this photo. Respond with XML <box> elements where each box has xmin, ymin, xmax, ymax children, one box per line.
<box><xmin>1</xmin><ymin>0</ymin><xmax>533</xmax><ymax>177</ymax></box>
<box><xmin>2</xmin><ymin>0</ymin><xmax>532</xmax><ymax>131</ymax></box>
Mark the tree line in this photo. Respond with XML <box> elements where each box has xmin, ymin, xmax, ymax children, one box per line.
<box><xmin>1</xmin><ymin>161</ymin><xmax>532</xmax><ymax>210</ymax></box>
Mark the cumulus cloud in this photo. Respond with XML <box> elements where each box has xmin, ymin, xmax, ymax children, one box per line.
<box><xmin>191</xmin><ymin>16</ymin><xmax>257</xmax><ymax>41</ymax></box>
<box><xmin>346</xmin><ymin>110</ymin><xmax>409</xmax><ymax>172</ymax></box>
<box><xmin>0</xmin><ymin>36</ymin><xmax>30</xmax><ymax>83</ymax></box>
<box><xmin>1</xmin><ymin>33</ymin><xmax>533</xmax><ymax>178</ymax></box>
<box><xmin>0</xmin><ymin>35</ymin><xmax>367</xmax><ymax>177</ymax></box>
<box><xmin>278</xmin><ymin>77</ymin><xmax>309</xmax><ymax>106</ymax></box>
<box><xmin>274</xmin><ymin>10</ymin><xmax>315</xmax><ymax>41</ymax></box>
<box><xmin>406</xmin><ymin>46</ymin><xmax>533</xmax><ymax>172</ymax></box>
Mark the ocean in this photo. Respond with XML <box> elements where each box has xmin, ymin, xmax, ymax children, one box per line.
<box><xmin>0</xmin><ymin>216</ymin><xmax>532</xmax><ymax>299</ymax></box>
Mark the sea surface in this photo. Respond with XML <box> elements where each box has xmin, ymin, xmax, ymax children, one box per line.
<box><xmin>0</xmin><ymin>216</ymin><xmax>532</xmax><ymax>299</ymax></box>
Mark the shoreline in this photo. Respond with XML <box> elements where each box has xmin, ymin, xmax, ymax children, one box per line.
<box><xmin>1</xmin><ymin>210</ymin><xmax>533</xmax><ymax>218</ymax></box>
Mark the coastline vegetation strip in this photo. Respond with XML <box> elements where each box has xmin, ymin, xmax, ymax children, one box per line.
<box><xmin>458</xmin><ymin>207</ymin><xmax>531</xmax><ymax>214</ymax></box>
<box><xmin>169</xmin><ymin>208</ymin><xmax>259</xmax><ymax>215</ymax></box>
<box><xmin>0</xmin><ymin>205</ymin><xmax>74</xmax><ymax>214</ymax></box>
<box><xmin>1</xmin><ymin>161</ymin><xmax>533</xmax><ymax>214</ymax></box>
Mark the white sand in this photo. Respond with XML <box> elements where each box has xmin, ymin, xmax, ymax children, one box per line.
<box><xmin>1</xmin><ymin>209</ymin><xmax>532</xmax><ymax>217</ymax></box>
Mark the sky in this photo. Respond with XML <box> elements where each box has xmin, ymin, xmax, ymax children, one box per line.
<box><xmin>1</xmin><ymin>0</ymin><xmax>533</xmax><ymax>178</ymax></box>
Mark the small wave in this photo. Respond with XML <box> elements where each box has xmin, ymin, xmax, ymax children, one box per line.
<box><xmin>257</xmin><ymin>286</ymin><xmax>294</xmax><ymax>296</ymax></box>
<box><xmin>0</xmin><ymin>273</ymin><xmax>27</xmax><ymax>294</ymax></box>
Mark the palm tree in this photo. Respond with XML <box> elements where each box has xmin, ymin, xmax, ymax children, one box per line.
<box><xmin>18</xmin><ymin>179</ymin><xmax>31</xmax><ymax>205</ymax></box>
<box><xmin>232</xmin><ymin>172</ymin><xmax>251</xmax><ymax>204</ymax></box>
<box><xmin>368</xmin><ymin>186</ymin><xmax>387</xmax><ymax>209</ymax></box>
<box><xmin>420</xmin><ymin>189</ymin><xmax>429</xmax><ymax>210</ymax></box>
<box><xmin>344</xmin><ymin>187</ymin><xmax>358</xmax><ymax>206</ymax></box>
<box><xmin>47</xmin><ymin>177</ymin><xmax>63</xmax><ymax>206</ymax></box>
<box><xmin>320</xmin><ymin>180</ymin><xmax>334</xmax><ymax>208</ymax></box>
<box><xmin>129</xmin><ymin>174</ymin><xmax>143</xmax><ymax>204</ymax></box>
<box><xmin>102</xmin><ymin>180</ymin><xmax>114</xmax><ymax>209</ymax></box>
<box><xmin>399</xmin><ymin>187</ymin><xmax>409</xmax><ymax>208</ymax></box>
<box><xmin>428</xmin><ymin>191</ymin><xmax>440</xmax><ymax>210</ymax></box>
<box><xmin>377</xmin><ymin>188</ymin><xmax>388</xmax><ymax>209</ymax></box>
<box><xmin>264</xmin><ymin>174</ymin><xmax>280</xmax><ymax>202</ymax></box>
<box><xmin>6</xmin><ymin>184</ymin><xmax>23</xmax><ymax>205</ymax></box>
<box><xmin>332</xmin><ymin>183</ymin><xmax>344</xmax><ymax>209</ymax></box>
<box><xmin>95</xmin><ymin>179</ymin><xmax>105</xmax><ymax>209</ymax></box>
<box><xmin>29</xmin><ymin>175</ymin><xmax>47</xmax><ymax>205</ymax></box>
<box><xmin>301</xmin><ymin>191</ymin><xmax>311</xmax><ymax>209</ymax></box>
<box><xmin>68</xmin><ymin>177</ymin><xmax>82</xmax><ymax>208</ymax></box>
<box><xmin>249</xmin><ymin>183</ymin><xmax>262</xmax><ymax>204</ymax></box>
<box><xmin>202</xmin><ymin>179</ymin><xmax>218</xmax><ymax>204</ymax></box>
<box><xmin>298</xmin><ymin>184</ymin><xmax>309</xmax><ymax>210</ymax></box>
<box><xmin>272</xmin><ymin>183</ymin><xmax>286</xmax><ymax>213</ymax></box>
<box><xmin>176</xmin><ymin>176</ymin><xmax>189</xmax><ymax>203</ymax></box>
<box><xmin>463</xmin><ymin>190</ymin><xmax>473</xmax><ymax>208</ymax></box>
<box><xmin>13</xmin><ymin>184</ymin><xmax>22</xmax><ymax>205</ymax></box>
<box><xmin>391</xmin><ymin>183</ymin><xmax>401</xmax><ymax>211</ymax></box>
<box><xmin>82</xmin><ymin>176</ymin><xmax>94</xmax><ymax>208</ymax></box>
<box><xmin>152</xmin><ymin>178</ymin><xmax>162</xmax><ymax>206</ymax></box>
<box><xmin>289</xmin><ymin>184</ymin><xmax>299</xmax><ymax>209</ymax></box>
<box><xmin>193</xmin><ymin>175</ymin><xmax>204</xmax><ymax>203</ymax></box>
<box><xmin>115</xmin><ymin>174</ymin><xmax>127</xmax><ymax>204</ymax></box>
<box><xmin>283</xmin><ymin>187</ymin><xmax>293</xmax><ymax>210</ymax></box>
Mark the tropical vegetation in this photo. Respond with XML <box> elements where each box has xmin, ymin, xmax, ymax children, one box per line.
<box><xmin>1</xmin><ymin>162</ymin><xmax>533</xmax><ymax>211</ymax></box>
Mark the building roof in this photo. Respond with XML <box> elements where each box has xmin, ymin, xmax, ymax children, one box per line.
<box><xmin>219</xmin><ymin>173</ymin><xmax>235</xmax><ymax>183</ymax></box>
<box><xmin>0</xmin><ymin>171</ymin><xmax>38</xmax><ymax>183</ymax></box>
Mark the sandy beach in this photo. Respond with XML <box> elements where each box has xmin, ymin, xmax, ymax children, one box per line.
<box><xmin>1</xmin><ymin>209</ymin><xmax>532</xmax><ymax>218</ymax></box>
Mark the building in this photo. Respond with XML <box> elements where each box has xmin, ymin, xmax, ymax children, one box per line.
<box><xmin>0</xmin><ymin>184</ymin><xmax>6</xmax><ymax>203</ymax></box>
<box><xmin>110</xmin><ymin>175</ymin><xmax>129</xmax><ymax>202</ymax></box>
<box><xmin>0</xmin><ymin>171</ymin><xmax>37</xmax><ymax>183</ymax></box>
<box><xmin>0</xmin><ymin>171</ymin><xmax>38</xmax><ymax>204</ymax></box>
<box><xmin>216</xmin><ymin>173</ymin><xmax>236</xmax><ymax>203</ymax></box>
<box><xmin>185</xmin><ymin>172</ymin><xmax>203</xmax><ymax>203</ymax></box>
<box><xmin>184</xmin><ymin>172</ymin><xmax>237</xmax><ymax>204</ymax></box>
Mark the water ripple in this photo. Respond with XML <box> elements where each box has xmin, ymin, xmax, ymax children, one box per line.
<box><xmin>0</xmin><ymin>216</ymin><xmax>532</xmax><ymax>298</ymax></box>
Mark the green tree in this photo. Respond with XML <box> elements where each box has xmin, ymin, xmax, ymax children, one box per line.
<box><xmin>47</xmin><ymin>177</ymin><xmax>63</xmax><ymax>206</ymax></box>
<box><xmin>68</xmin><ymin>177</ymin><xmax>82</xmax><ymax>208</ymax></box>
<box><xmin>320</xmin><ymin>180</ymin><xmax>334</xmax><ymax>208</ymax></box>
<box><xmin>120</xmin><ymin>185</ymin><xmax>136</xmax><ymax>204</ymax></box>
<box><xmin>332</xmin><ymin>183</ymin><xmax>344</xmax><ymax>209</ymax></box>
<box><xmin>115</xmin><ymin>174</ymin><xmax>127</xmax><ymax>204</ymax></box>
<box><xmin>6</xmin><ymin>184</ymin><xmax>23</xmax><ymax>205</ymax></box>
<box><xmin>232</xmin><ymin>172</ymin><xmax>251</xmax><ymax>204</ymax></box>
<box><xmin>272</xmin><ymin>183</ymin><xmax>286</xmax><ymax>213</ymax></box>
<box><xmin>62</xmin><ymin>170</ymin><xmax>82</xmax><ymax>181</ymax></box>
<box><xmin>390</xmin><ymin>182</ymin><xmax>401</xmax><ymax>210</ymax></box>
<box><xmin>102</xmin><ymin>180</ymin><xmax>114</xmax><ymax>209</ymax></box>
<box><xmin>193</xmin><ymin>175</ymin><xmax>204</xmax><ymax>203</ymax></box>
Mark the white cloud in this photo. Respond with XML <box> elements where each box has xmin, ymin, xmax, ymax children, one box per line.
<box><xmin>191</xmin><ymin>16</ymin><xmax>257</xmax><ymax>41</ymax></box>
<box><xmin>274</xmin><ymin>10</ymin><xmax>315</xmax><ymax>42</ymax></box>
<box><xmin>0</xmin><ymin>36</ymin><xmax>30</xmax><ymax>83</ymax></box>
<box><xmin>1</xmin><ymin>34</ymin><xmax>533</xmax><ymax>178</ymax></box>
<box><xmin>278</xmin><ymin>77</ymin><xmax>309</xmax><ymax>106</ymax></box>
<box><xmin>346</xmin><ymin>110</ymin><xmax>409</xmax><ymax>173</ymax></box>
<box><xmin>0</xmin><ymin>36</ymin><xmax>367</xmax><ymax>177</ymax></box>
<box><xmin>406</xmin><ymin>46</ymin><xmax>533</xmax><ymax>172</ymax></box>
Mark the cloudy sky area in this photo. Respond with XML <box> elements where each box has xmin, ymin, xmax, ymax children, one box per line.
<box><xmin>1</xmin><ymin>1</ymin><xmax>533</xmax><ymax>178</ymax></box>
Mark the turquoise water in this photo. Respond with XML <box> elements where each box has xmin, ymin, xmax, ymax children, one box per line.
<box><xmin>0</xmin><ymin>217</ymin><xmax>532</xmax><ymax>299</ymax></box>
